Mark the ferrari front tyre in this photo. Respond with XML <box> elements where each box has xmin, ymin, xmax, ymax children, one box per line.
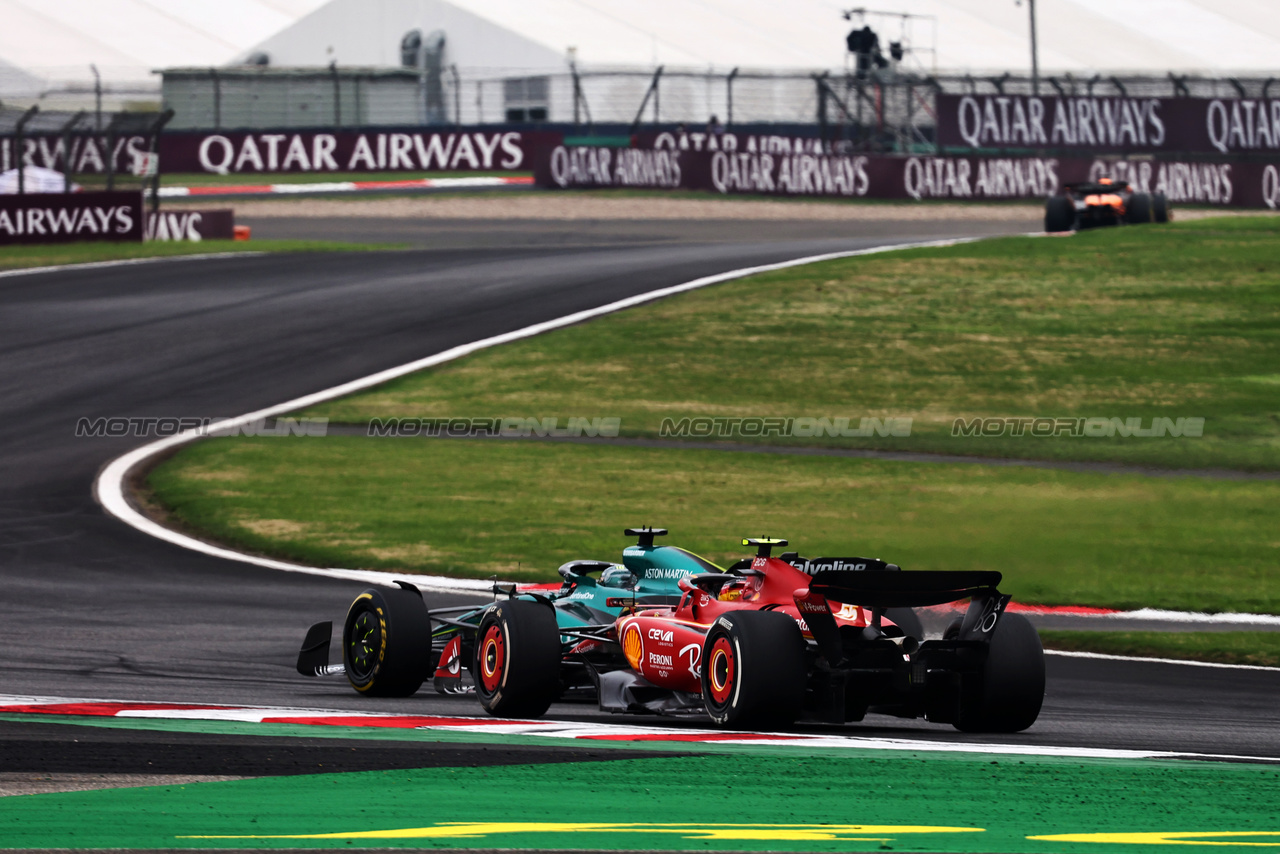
<box><xmin>701</xmin><ymin>610</ymin><xmax>806</xmax><ymax>729</ymax></box>
<box><xmin>954</xmin><ymin>612</ymin><xmax>1045</xmax><ymax>733</ymax></box>
<box><xmin>1126</xmin><ymin>192</ymin><xmax>1153</xmax><ymax>224</ymax></box>
<box><xmin>343</xmin><ymin>587</ymin><xmax>432</xmax><ymax>697</ymax></box>
<box><xmin>474</xmin><ymin>599</ymin><xmax>561</xmax><ymax>718</ymax></box>
<box><xmin>1153</xmin><ymin>192</ymin><xmax>1170</xmax><ymax>223</ymax></box>
<box><xmin>1044</xmin><ymin>195</ymin><xmax>1075</xmax><ymax>232</ymax></box>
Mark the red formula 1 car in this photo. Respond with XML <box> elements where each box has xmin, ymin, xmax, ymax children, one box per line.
<box><xmin>475</xmin><ymin>537</ymin><xmax>1045</xmax><ymax>732</ymax></box>
<box><xmin>1045</xmin><ymin>177</ymin><xmax>1170</xmax><ymax>232</ymax></box>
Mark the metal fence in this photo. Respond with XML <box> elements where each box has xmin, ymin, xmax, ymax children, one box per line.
<box><xmin>0</xmin><ymin>105</ymin><xmax>170</xmax><ymax>197</ymax></box>
<box><xmin>158</xmin><ymin>66</ymin><xmax>1280</xmax><ymax>152</ymax></box>
<box><xmin>158</xmin><ymin>66</ymin><xmax>826</xmax><ymax>131</ymax></box>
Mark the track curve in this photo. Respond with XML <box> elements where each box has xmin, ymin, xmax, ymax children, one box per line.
<box><xmin>1</xmin><ymin>219</ymin><xmax>1277</xmax><ymax>760</ymax></box>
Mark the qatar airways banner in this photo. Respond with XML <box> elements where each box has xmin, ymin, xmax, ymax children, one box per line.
<box><xmin>0</xmin><ymin>191</ymin><xmax>143</xmax><ymax>245</ymax></box>
<box><xmin>2</xmin><ymin>129</ymin><xmax>560</xmax><ymax>175</ymax></box>
<box><xmin>938</xmin><ymin>94</ymin><xmax>1280</xmax><ymax>155</ymax></box>
<box><xmin>1</xmin><ymin>135</ymin><xmax>152</xmax><ymax>175</ymax></box>
<box><xmin>534</xmin><ymin>146</ymin><xmax>1280</xmax><ymax>208</ymax></box>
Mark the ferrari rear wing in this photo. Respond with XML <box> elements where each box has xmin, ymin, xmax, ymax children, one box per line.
<box><xmin>797</xmin><ymin>569</ymin><xmax>1011</xmax><ymax>666</ymax></box>
<box><xmin>808</xmin><ymin>568</ymin><xmax>1002</xmax><ymax>608</ymax></box>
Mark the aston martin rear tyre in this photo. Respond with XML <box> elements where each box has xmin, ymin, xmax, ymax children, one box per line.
<box><xmin>702</xmin><ymin>610</ymin><xmax>806</xmax><ymax>728</ymax></box>
<box><xmin>954</xmin><ymin>612</ymin><xmax>1045</xmax><ymax>733</ymax></box>
<box><xmin>1044</xmin><ymin>195</ymin><xmax>1075</xmax><ymax>232</ymax></box>
<box><xmin>342</xmin><ymin>587</ymin><xmax>432</xmax><ymax>697</ymax></box>
<box><xmin>1127</xmin><ymin>192</ymin><xmax>1153</xmax><ymax>224</ymax></box>
<box><xmin>474</xmin><ymin>599</ymin><xmax>562</xmax><ymax>718</ymax></box>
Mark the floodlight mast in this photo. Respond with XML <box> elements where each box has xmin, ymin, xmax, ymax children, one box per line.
<box><xmin>1015</xmin><ymin>0</ymin><xmax>1040</xmax><ymax>94</ymax></box>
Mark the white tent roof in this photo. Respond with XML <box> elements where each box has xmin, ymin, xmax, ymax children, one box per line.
<box><xmin>0</xmin><ymin>0</ymin><xmax>328</xmax><ymax>91</ymax></box>
<box><xmin>3</xmin><ymin>0</ymin><xmax>1278</xmax><ymax>99</ymax></box>
<box><xmin>249</xmin><ymin>0</ymin><xmax>1280</xmax><ymax>76</ymax></box>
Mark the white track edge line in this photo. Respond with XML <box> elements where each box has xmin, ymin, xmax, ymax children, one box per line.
<box><xmin>1045</xmin><ymin>649</ymin><xmax>1279</xmax><ymax>672</ymax></box>
<box><xmin>0</xmin><ymin>694</ymin><xmax>1275</xmax><ymax>763</ymax></box>
<box><xmin>0</xmin><ymin>252</ymin><xmax>267</xmax><ymax>280</ymax></box>
<box><xmin>92</xmin><ymin>237</ymin><xmax>979</xmax><ymax>590</ymax></box>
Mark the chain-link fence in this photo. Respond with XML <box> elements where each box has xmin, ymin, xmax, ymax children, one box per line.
<box><xmin>1</xmin><ymin>106</ymin><xmax>171</xmax><ymax>198</ymax></box>
<box><xmin>157</xmin><ymin>66</ymin><xmax>1280</xmax><ymax>154</ymax></box>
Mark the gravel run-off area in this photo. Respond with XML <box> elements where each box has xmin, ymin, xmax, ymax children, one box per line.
<box><xmin>230</xmin><ymin>193</ymin><xmax>1268</xmax><ymax>222</ymax></box>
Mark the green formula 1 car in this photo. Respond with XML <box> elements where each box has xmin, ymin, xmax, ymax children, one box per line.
<box><xmin>295</xmin><ymin>527</ymin><xmax>726</xmax><ymax>704</ymax></box>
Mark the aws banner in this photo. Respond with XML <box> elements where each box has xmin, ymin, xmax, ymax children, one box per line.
<box><xmin>938</xmin><ymin>94</ymin><xmax>1280</xmax><ymax>155</ymax></box>
<box><xmin>0</xmin><ymin>191</ymin><xmax>143</xmax><ymax>245</ymax></box>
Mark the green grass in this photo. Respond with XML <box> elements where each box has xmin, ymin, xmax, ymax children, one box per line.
<box><xmin>0</xmin><ymin>239</ymin><xmax>401</xmax><ymax>272</ymax></box>
<box><xmin>1040</xmin><ymin>630</ymin><xmax>1280</xmax><ymax>667</ymax></box>
<box><xmin>146</xmin><ymin>437</ymin><xmax>1280</xmax><ymax>613</ymax></box>
<box><xmin>298</xmin><ymin>217</ymin><xmax>1280</xmax><ymax>471</ymax></box>
<box><xmin>3</xmin><ymin>748</ymin><xmax>1277</xmax><ymax>852</ymax></box>
<box><xmin>160</xmin><ymin>170</ymin><xmax>530</xmax><ymax>186</ymax></box>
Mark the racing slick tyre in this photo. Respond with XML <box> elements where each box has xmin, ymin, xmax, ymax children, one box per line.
<box><xmin>1153</xmin><ymin>192</ymin><xmax>1170</xmax><ymax>223</ymax></box>
<box><xmin>474</xmin><ymin>599</ymin><xmax>561</xmax><ymax>718</ymax></box>
<box><xmin>702</xmin><ymin>611</ymin><xmax>806</xmax><ymax>728</ymax></box>
<box><xmin>1044</xmin><ymin>195</ymin><xmax>1075</xmax><ymax>232</ymax></box>
<box><xmin>343</xmin><ymin>587</ymin><xmax>432</xmax><ymax>697</ymax></box>
<box><xmin>1126</xmin><ymin>192</ymin><xmax>1153</xmax><ymax>224</ymax></box>
<box><xmin>954</xmin><ymin>613</ymin><xmax>1045</xmax><ymax>733</ymax></box>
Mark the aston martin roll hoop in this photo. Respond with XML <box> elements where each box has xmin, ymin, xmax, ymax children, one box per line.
<box><xmin>1045</xmin><ymin>178</ymin><xmax>1170</xmax><ymax>233</ymax></box>
<box><xmin>297</xmin><ymin>530</ymin><xmax>1044</xmax><ymax>733</ymax></box>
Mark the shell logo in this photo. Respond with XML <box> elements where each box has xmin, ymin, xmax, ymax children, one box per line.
<box><xmin>621</xmin><ymin>623</ymin><xmax>644</xmax><ymax>670</ymax></box>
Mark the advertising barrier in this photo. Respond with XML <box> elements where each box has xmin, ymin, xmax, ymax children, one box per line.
<box><xmin>0</xmin><ymin>191</ymin><xmax>143</xmax><ymax>245</ymax></box>
<box><xmin>937</xmin><ymin>94</ymin><xmax>1280</xmax><ymax>156</ymax></box>
<box><xmin>1</xmin><ymin>129</ymin><xmax>561</xmax><ymax>176</ymax></box>
<box><xmin>535</xmin><ymin>144</ymin><xmax>1280</xmax><ymax>209</ymax></box>
<box><xmin>145</xmin><ymin>208</ymin><xmax>235</xmax><ymax>241</ymax></box>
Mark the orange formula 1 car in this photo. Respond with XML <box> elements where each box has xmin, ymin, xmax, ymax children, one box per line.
<box><xmin>1045</xmin><ymin>177</ymin><xmax>1169</xmax><ymax>232</ymax></box>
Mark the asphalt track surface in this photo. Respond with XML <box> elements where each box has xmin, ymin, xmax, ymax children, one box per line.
<box><xmin>2</xmin><ymin>216</ymin><xmax>1278</xmax><ymax>766</ymax></box>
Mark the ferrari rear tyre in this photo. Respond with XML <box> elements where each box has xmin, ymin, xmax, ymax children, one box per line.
<box><xmin>343</xmin><ymin>587</ymin><xmax>432</xmax><ymax>697</ymax></box>
<box><xmin>474</xmin><ymin>599</ymin><xmax>561</xmax><ymax>718</ymax></box>
<box><xmin>1127</xmin><ymin>192</ymin><xmax>1153</xmax><ymax>224</ymax></box>
<box><xmin>1044</xmin><ymin>195</ymin><xmax>1075</xmax><ymax>232</ymax></box>
<box><xmin>702</xmin><ymin>611</ymin><xmax>806</xmax><ymax>728</ymax></box>
<box><xmin>954</xmin><ymin>613</ymin><xmax>1045</xmax><ymax>733</ymax></box>
<box><xmin>1153</xmin><ymin>192</ymin><xmax>1170</xmax><ymax>223</ymax></box>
